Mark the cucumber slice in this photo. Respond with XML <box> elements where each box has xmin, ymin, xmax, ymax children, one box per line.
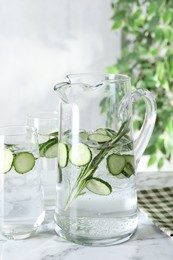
<box><xmin>38</xmin><ymin>131</ymin><xmax>58</xmax><ymax>138</ymax></box>
<box><xmin>49</xmin><ymin>131</ymin><xmax>58</xmax><ymax>137</ymax></box>
<box><xmin>122</xmin><ymin>155</ymin><xmax>135</xmax><ymax>178</ymax></box>
<box><xmin>79</xmin><ymin>131</ymin><xmax>88</xmax><ymax>140</ymax></box>
<box><xmin>13</xmin><ymin>152</ymin><xmax>35</xmax><ymax>174</ymax></box>
<box><xmin>95</xmin><ymin>128</ymin><xmax>108</xmax><ymax>135</ymax></box>
<box><xmin>86</xmin><ymin>177</ymin><xmax>112</xmax><ymax>195</ymax></box>
<box><xmin>122</xmin><ymin>162</ymin><xmax>135</xmax><ymax>178</ymax></box>
<box><xmin>107</xmin><ymin>153</ymin><xmax>126</xmax><ymax>175</ymax></box>
<box><xmin>0</xmin><ymin>148</ymin><xmax>14</xmax><ymax>173</ymax></box>
<box><xmin>45</xmin><ymin>143</ymin><xmax>58</xmax><ymax>158</ymax></box>
<box><xmin>69</xmin><ymin>143</ymin><xmax>91</xmax><ymax>166</ymax></box>
<box><xmin>39</xmin><ymin>138</ymin><xmax>58</xmax><ymax>157</ymax></box>
<box><xmin>57</xmin><ymin>142</ymin><xmax>68</xmax><ymax>168</ymax></box>
<box><xmin>63</xmin><ymin>129</ymin><xmax>71</xmax><ymax>138</ymax></box>
<box><xmin>125</xmin><ymin>155</ymin><xmax>135</xmax><ymax>168</ymax></box>
<box><xmin>39</xmin><ymin>143</ymin><xmax>46</xmax><ymax>157</ymax></box>
<box><xmin>88</xmin><ymin>134</ymin><xmax>111</xmax><ymax>143</ymax></box>
<box><xmin>105</xmin><ymin>128</ymin><xmax>117</xmax><ymax>138</ymax></box>
<box><xmin>57</xmin><ymin>164</ymin><xmax>62</xmax><ymax>183</ymax></box>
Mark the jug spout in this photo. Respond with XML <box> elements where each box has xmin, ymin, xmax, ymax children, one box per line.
<box><xmin>54</xmin><ymin>82</ymin><xmax>70</xmax><ymax>103</ymax></box>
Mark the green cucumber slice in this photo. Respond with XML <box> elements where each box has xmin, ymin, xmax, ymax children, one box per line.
<box><xmin>125</xmin><ymin>155</ymin><xmax>135</xmax><ymax>168</ymax></box>
<box><xmin>79</xmin><ymin>131</ymin><xmax>88</xmax><ymax>140</ymax></box>
<box><xmin>39</xmin><ymin>138</ymin><xmax>58</xmax><ymax>157</ymax></box>
<box><xmin>122</xmin><ymin>155</ymin><xmax>135</xmax><ymax>178</ymax></box>
<box><xmin>95</xmin><ymin>128</ymin><xmax>108</xmax><ymax>135</ymax></box>
<box><xmin>107</xmin><ymin>153</ymin><xmax>126</xmax><ymax>175</ymax></box>
<box><xmin>57</xmin><ymin>142</ymin><xmax>68</xmax><ymax>168</ymax></box>
<box><xmin>39</xmin><ymin>143</ymin><xmax>46</xmax><ymax>157</ymax></box>
<box><xmin>86</xmin><ymin>177</ymin><xmax>112</xmax><ymax>195</ymax></box>
<box><xmin>122</xmin><ymin>162</ymin><xmax>135</xmax><ymax>178</ymax></box>
<box><xmin>57</xmin><ymin>164</ymin><xmax>62</xmax><ymax>183</ymax></box>
<box><xmin>49</xmin><ymin>131</ymin><xmax>58</xmax><ymax>137</ymax></box>
<box><xmin>44</xmin><ymin>143</ymin><xmax>58</xmax><ymax>158</ymax></box>
<box><xmin>69</xmin><ymin>143</ymin><xmax>91</xmax><ymax>166</ymax></box>
<box><xmin>105</xmin><ymin>128</ymin><xmax>117</xmax><ymax>138</ymax></box>
<box><xmin>88</xmin><ymin>134</ymin><xmax>111</xmax><ymax>143</ymax></box>
<box><xmin>0</xmin><ymin>148</ymin><xmax>14</xmax><ymax>173</ymax></box>
<box><xmin>13</xmin><ymin>152</ymin><xmax>35</xmax><ymax>174</ymax></box>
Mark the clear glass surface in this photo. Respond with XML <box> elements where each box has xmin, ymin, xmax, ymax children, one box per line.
<box><xmin>0</xmin><ymin>126</ymin><xmax>45</xmax><ymax>239</ymax></box>
<box><xmin>27</xmin><ymin>112</ymin><xmax>59</xmax><ymax>209</ymax></box>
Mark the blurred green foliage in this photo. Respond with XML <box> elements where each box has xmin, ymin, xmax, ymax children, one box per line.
<box><xmin>107</xmin><ymin>0</ymin><xmax>173</xmax><ymax>169</ymax></box>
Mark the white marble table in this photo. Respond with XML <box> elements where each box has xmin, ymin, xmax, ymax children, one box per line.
<box><xmin>1</xmin><ymin>171</ymin><xmax>173</xmax><ymax>260</ymax></box>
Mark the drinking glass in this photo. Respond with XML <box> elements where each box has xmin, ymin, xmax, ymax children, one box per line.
<box><xmin>53</xmin><ymin>73</ymin><xmax>156</xmax><ymax>246</ymax></box>
<box><xmin>0</xmin><ymin>126</ymin><xmax>45</xmax><ymax>239</ymax></box>
<box><xmin>27</xmin><ymin>112</ymin><xmax>59</xmax><ymax>208</ymax></box>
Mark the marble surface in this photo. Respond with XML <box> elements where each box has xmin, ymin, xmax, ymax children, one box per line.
<box><xmin>1</xmin><ymin>171</ymin><xmax>173</xmax><ymax>260</ymax></box>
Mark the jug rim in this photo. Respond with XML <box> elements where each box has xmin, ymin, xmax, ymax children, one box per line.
<box><xmin>66</xmin><ymin>73</ymin><xmax>130</xmax><ymax>83</ymax></box>
<box><xmin>53</xmin><ymin>73</ymin><xmax>131</xmax><ymax>93</ymax></box>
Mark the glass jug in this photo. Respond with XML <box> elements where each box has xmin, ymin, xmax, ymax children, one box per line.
<box><xmin>54</xmin><ymin>73</ymin><xmax>156</xmax><ymax>246</ymax></box>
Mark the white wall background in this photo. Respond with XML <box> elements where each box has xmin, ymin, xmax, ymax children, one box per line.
<box><xmin>0</xmin><ymin>0</ymin><xmax>121</xmax><ymax>126</ymax></box>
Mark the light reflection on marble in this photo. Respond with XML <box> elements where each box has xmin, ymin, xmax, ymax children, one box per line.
<box><xmin>0</xmin><ymin>171</ymin><xmax>173</xmax><ymax>260</ymax></box>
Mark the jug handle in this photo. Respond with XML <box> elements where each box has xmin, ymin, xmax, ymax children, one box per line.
<box><xmin>132</xmin><ymin>88</ymin><xmax>156</xmax><ymax>163</ymax></box>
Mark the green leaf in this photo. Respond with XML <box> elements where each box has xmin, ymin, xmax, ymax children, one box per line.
<box><xmin>150</xmin><ymin>129</ymin><xmax>162</xmax><ymax>144</ymax></box>
<box><xmin>163</xmin><ymin>27</ymin><xmax>173</xmax><ymax>42</ymax></box>
<box><xmin>150</xmin><ymin>47</ymin><xmax>158</xmax><ymax>56</ymax></box>
<box><xmin>144</xmin><ymin>78</ymin><xmax>156</xmax><ymax>88</ymax></box>
<box><xmin>115</xmin><ymin>59</ymin><xmax>130</xmax><ymax>72</ymax></box>
<box><xmin>136</xmin><ymin>45</ymin><xmax>148</xmax><ymax>56</ymax></box>
<box><xmin>111</xmin><ymin>10</ymin><xmax>126</xmax><ymax>21</ymax></box>
<box><xmin>148</xmin><ymin>154</ymin><xmax>157</xmax><ymax>167</ymax></box>
<box><xmin>106</xmin><ymin>65</ymin><xmax>119</xmax><ymax>74</ymax></box>
<box><xmin>112</xmin><ymin>20</ymin><xmax>123</xmax><ymax>30</ymax></box>
<box><xmin>128</xmin><ymin>17</ymin><xmax>135</xmax><ymax>28</ymax></box>
<box><xmin>148</xmin><ymin>15</ymin><xmax>159</xmax><ymax>31</ymax></box>
<box><xmin>128</xmin><ymin>52</ymin><xmax>139</xmax><ymax>60</ymax></box>
<box><xmin>133</xmin><ymin>119</ymin><xmax>142</xmax><ymax>130</ymax></box>
<box><xmin>166</xmin><ymin>121</ymin><xmax>173</xmax><ymax>135</ymax></box>
<box><xmin>157</xmin><ymin>157</ymin><xmax>164</xmax><ymax>170</ymax></box>
<box><xmin>163</xmin><ymin>9</ymin><xmax>173</xmax><ymax>24</ymax></box>
<box><xmin>164</xmin><ymin>134</ymin><xmax>173</xmax><ymax>155</ymax></box>
<box><xmin>135</xmin><ymin>17</ymin><xmax>145</xmax><ymax>27</ymax></box>
<box><xmin>156</xmin><ymin>63</ymin><xmax>165</xmax><ymax>81</ymax></box>
<box><xmin>158</xmin><ymin>135</ymin><xmax>167</xmax><ymax>155</ymax></box>
<box><xmin>147</xmin><ymin>2</ymin><xmax>158</xmax><ymax>16</ymax></box>
<box><xmin>133</xmin><ymin>9</ymin><xmax>142</xmax><ymax>20</ymax></box>
<box><xmin>155</xmin><ymin>27</ymin><xmax>164</xmax><ymax>40</ymax></box>
<box><xmin>144</xmin><ymin>145</ymin><xmax>156</xmax><ymax>155</ymax></box>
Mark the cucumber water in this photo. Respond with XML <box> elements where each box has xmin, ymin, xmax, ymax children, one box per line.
<box><xmin>37</xmin><ymin>131</ymin><xmax>59</xmax><ymax>207</ymax></box>
<box><xmin>56</xmin><ymin>122</ymin><xmax>135</xmax><ymax>206</ymax></box>
<box><xmin>55</xmin><ymin>122</ymin><xmax>137</xmax><ymax>245</ymax></box>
